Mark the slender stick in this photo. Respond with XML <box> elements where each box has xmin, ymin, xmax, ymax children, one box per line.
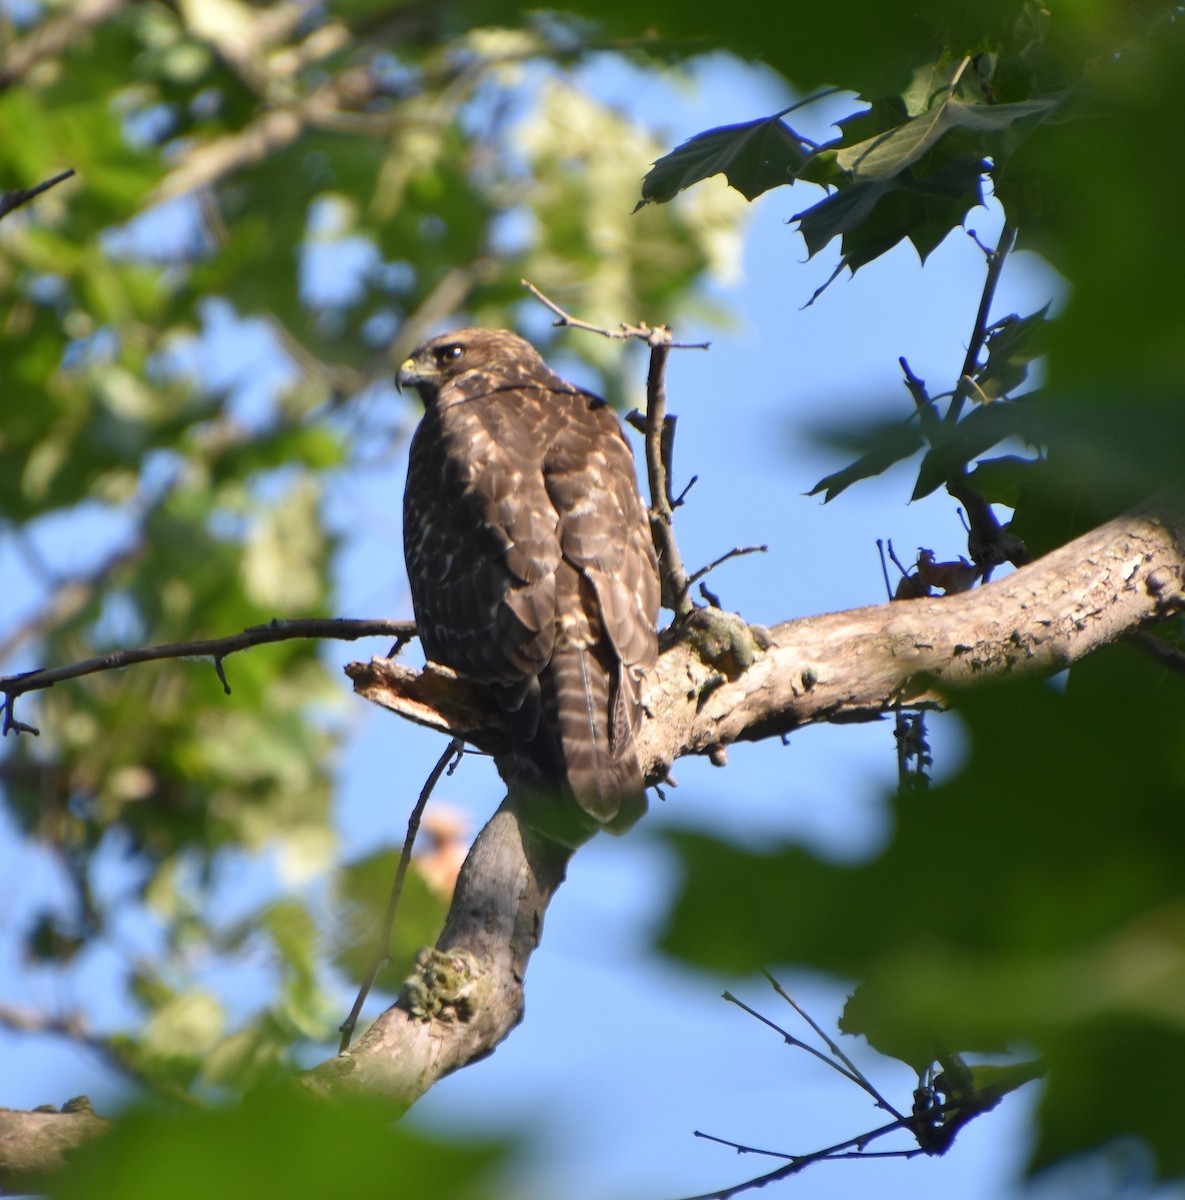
<box><xmin>946</xmin><ymin>223</ymin><xmax>1017</xmax><ymax>425</ymax></box>
<box><xmin>520</xmin><ymin>279</ymin><xmax>703</xmax><ymax>614</ymax></box>
<box><xmin>520</xmin><ymin>278</ymin><xmax>710</xmax><ymax>349</ymax></box>
<box><xmin>338</xmin><ymin>737</ymin><xmax>464</xmax><ymax>1052</ymax></box>
<box><xmin>1</xmin><ymin>617</ymin><xmax>416</xmax><ymax>736</ymax></box>
<box><xmin>0</xmin><ymin>169</ymin><xmax>75</xmax><ymax>221</ymax></box>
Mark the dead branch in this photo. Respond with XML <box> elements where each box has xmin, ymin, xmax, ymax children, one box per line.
<box><xmin>338</xmin><ymin>738</ymin><xmax>464</xmax><ymax>1052</ymax></box>
<box><xmin>520</xmin><ymin>279</ymin><xmax>705</xmax><ymax>613</ymax></box>
<box><xmin>0</xmin><ymin>170</ymin><xmax>75</xmax><ymax>222</ymax></box>
<box><xmin>351</xmin><ymin>499</ymin><xmax>1185</xmax><ymax>781</ymax></box>
<box><xmin>0</xmin><ymin>618</ymin><xmax>415</xmax><ymax>737</ymax></box>
<box><xmin>3</xmin><ymin>499</ymin><xmax>1183</xmax><ymax>1187</ymax></box>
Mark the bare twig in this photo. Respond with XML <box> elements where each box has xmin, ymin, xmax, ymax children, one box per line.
<box><xmin>1131</xmin><ymin>629</ymin><xmax>1185</xmax><ymax>677</ymax></box>
<box><xmin>0</xmin><ymin>617</ymin><xmax>416</xmax><ymax>736</ymax></box>
<box><xmin>898</xmin><ymin>357</ymin><xmax>940</xmax><ymax>431</ymax></box>
<box><xmin>722</xmin><ymin>991</ymin><xmax>870</xmax><ymax>1094</ymax></box>
<box><xmin>520</xmin><ymin>279</ymin><xmax>710</xmax><ymax>349</ymax></box>
<box><xmin>644</xmin><ymin>339</ymin><xmax>695</xmax><ymax>613</ymax></box>
<box><xmin>681</xmin><ymin>1117</ymin><xmax>918</xmax><ymax>1200</ymax></box>
<box><xmin>686</xmin><ymin>545</ymin><xmax>768</xmax><ymax>589</ymax></box>
<box><xmin>339</xmin><ymin>737</ymin><xmax>465</xmax><ymax>1052</ymax></box>
<box><xmin>520</xmin><ymin>279</ymin><xmax>703</xmax><ymax>614</ymax></box>
<box><xmin>947</xmin><ymin>223</ymin><xmax>1016</xmax><ymax>425</ymax></box>
<box><xmin>0</xmin><ymin>169</ymin><xmax>75</xmax><ymax>222</ymax></box>
<box><xmin>760</xmin><ymin>974</ymin><xmax>904</xmax><ymax>1117</ymax></box>
<box><xmin>899</xmin><ymin>229</ymin><xmax>1032</xmax><ymax>582</ymax></box>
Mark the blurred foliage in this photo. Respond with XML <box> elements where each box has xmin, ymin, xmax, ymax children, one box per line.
<box><xmin>608</xmin><ymin>0</ymin><xmax>1185</xmax><ymax>1188</ymax></box>
<box><xmin>662</xmin><ymin>651</ymin><xmax>1185</xmax><ymax>1178</ymax></box>
<box><xmin>0</xmin><ymin>0</ymin><xmax>745</xmax><ymax>1176</ymax></box>
<box><xmin>3</xmin><ymin>0</ymin><xmax>1185</xmax><ymax>1193</ymax></box>
<box><xmin>48</xmin><ymin>1086</ymin><xmax>510</xmax><ymax>1200</ymax></box>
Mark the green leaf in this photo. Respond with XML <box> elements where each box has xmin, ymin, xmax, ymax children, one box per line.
<box><xmin>660</xmin><ymin>651</ymin><xmax>1185</xmax><ymax>1180</ymax></box>
<box><xmin>795</xmin><ymin>180</ymin><xmax>889</xmax><ymax>259</ymax></box>
<box><xmin>975</xmin><ymin>304</ymin><xmax>1050</xmax><ymax>401</ymax></box>
<box><xmin>47</xmin><ymin>1088</ymin><xmax>510</xmax><ymax>1200</ymax></box>
<box><xmin>334</xmin><ymin>848</ymin><xmax>450</xmax><ymax>992</ymax></box>
<box><xmin>837</xmin><ymin>96</ymin><xmax>1062</xmax><ymax>182</ymax></box>
<box><xmin>963</xmin><ymin>453</ymin><xmax>1040</xmax><ymax>507</ymax></box>
<box><xmin>807</xmin><ymin>422</ymin><xmax>926</xmax><ymax>502</ymax></box>
<box><xmin>636</xmin><ymin>114</ymin><xmax>811</xmax><ymax>207</ymax></box>
<box><xmin>911</xmin><ymin>397</ymin><xmax>1032</xmax><ymax>500</ymax></box>
<box><xmin>796</xmin><ymin>146</ymin><xmax>985</xmax><ymax>289</ymax></box>
<box><xmin>964</xmin><ymin>1060</ymin><xmax>1045</xmax><ymax>1106</ymax></box>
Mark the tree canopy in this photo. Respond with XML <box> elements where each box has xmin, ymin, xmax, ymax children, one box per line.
<box><xmin>2</xmin><ymin>1</ymin><xmax>1185</xmax><ymax>1197</ymax></box>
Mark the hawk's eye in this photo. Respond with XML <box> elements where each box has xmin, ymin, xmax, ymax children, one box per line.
<box><xmin>435</xmin><ymin>344</ymin><xmax>464</xmax><ymax>365</ymax></box>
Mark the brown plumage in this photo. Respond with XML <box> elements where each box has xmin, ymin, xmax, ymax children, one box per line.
<box><xmin>398</xmin><ymin>328</ymin><xmax>659</xmax><ymax>841</ymax></box>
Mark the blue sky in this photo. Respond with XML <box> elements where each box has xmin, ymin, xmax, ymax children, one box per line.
<box><xmin>345</xmin><ymin>54</ymin><xmax>1064</xmax><ymax>1200</ymax></box>
<box><xmin>0</xmin><ymin>45</ymin><xmax>1077</xmax><ymax>1200</ymax></box>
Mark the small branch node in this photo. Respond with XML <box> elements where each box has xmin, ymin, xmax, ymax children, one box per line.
<box><xmin>2</xmin><ymin>694</ymin><xmax>40</xmax><ymax>737</ymax></box>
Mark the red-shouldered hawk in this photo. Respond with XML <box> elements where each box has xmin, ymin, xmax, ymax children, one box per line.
<box><xmin>398</xmin><ymin>328</ymin><xmax>659</xmax><ymax>843</ymax></box>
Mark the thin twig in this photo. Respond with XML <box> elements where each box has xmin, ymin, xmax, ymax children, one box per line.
<box><xmin>520</xmin><ymin>279</ymin><xmax>701</xmax><ymax>614</ymax></box>
<box><xmin>1</xmin><ymin>617</ymin><xmax>416</xmax><ymax>736</ymax></box>
<box><xmin>947</xmin><ymin>223</ymin><xmax>1017</xmax><ymax>425</ymax></box>
<box><xmin>0</xmin><ymin>169</ymin><xmax>75</xmax><ymax>222</ymax></box>
<box><xmin>898</xmin><ymin>357</ymin><xmax>940</xmax><ymax>431</ymax></box>
<box><xmin>644</xmin><ymin>340</ymin><xmax>694</xmax><ymax>613</ymax></box>
<box><xmin>1131</xmin><ymin>629</ymin><xmax>1185</xmax><ymax>677</ymax></box>
<box><xmin>680</xmin><ymin>1117</ymin><xmax>912</xmax><ymax>1200</ymax></box>
<box><xmin>520</xmin><ymin>279</ymin><xmax>710</xmax><ymax>349</ymax></box>
<box><xmin>885</xmin><ymin>539</ymin><xmax>913</xmax><ymax>579</ymax></box>
<box><xmin>761</xmin><ymin>971</ymin><xmax>904</xmax><ymax>1118</ymax></box>
<box><xmin>338</xmin><ymin>737</ymin><xmax>464</xmax><ymax>1052</ymax></box>
<box><xmin>686</xmin><ymin>545</ymin><xmax>768</xmax><ymax>589</ymax></box>
<box><xmin>722</xmin><ymin>991</ymin><xmax>868</xmax><ymax>1092</ymax></box>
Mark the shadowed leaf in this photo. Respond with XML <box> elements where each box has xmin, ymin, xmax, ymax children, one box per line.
<box><xmin>636</xmin><ymin>114</ymin><xmax>812</xmax><ymax>208</ymax></box>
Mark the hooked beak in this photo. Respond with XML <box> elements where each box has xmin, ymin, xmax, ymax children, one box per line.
<box><xmin>395</xmin><ymin>357</ymin><xmax>418</xmax><ymax>394</ymax></box>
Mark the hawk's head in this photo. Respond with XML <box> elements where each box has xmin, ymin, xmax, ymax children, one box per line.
<box><xmin>396</xmin><ymin>328</ymin><xmax>544</xmax><ymax>404</ymax></box>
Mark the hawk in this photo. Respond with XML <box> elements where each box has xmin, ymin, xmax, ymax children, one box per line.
<box><xmin>397</xmin><ymin>328</ymin><xmax>659</xmax><ymax>843</ymax></box>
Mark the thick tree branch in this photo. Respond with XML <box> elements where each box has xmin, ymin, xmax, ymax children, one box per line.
<box><xmin>311</xmin><ymin>498</ymin><xmax>1185</xmax><ymax>1109</ymax></box>
<box><xmin>350</xmin><ymin>500</ymin><xmax>1185</xmax><ymax>777</ymax></box>
<box><xmin>3</xmin><ymin>501</ymin><xmax>1183</xmax><ymax>1187</ymax></box>
<box><xmin>0</xmin><ymin>1105</ymin><xmax>108</xmax><ymax>1194</ymax></box>
<box><xmin>304</xmin><ymin>805</ymin><xmax>572</xmax><ymax>1107</ymax></box>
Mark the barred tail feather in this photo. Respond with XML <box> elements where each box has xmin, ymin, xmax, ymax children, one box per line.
<box><xmin>502</xmin><ymin>646</ymin><xmax>647</xmax><ymax>843</ymax></box>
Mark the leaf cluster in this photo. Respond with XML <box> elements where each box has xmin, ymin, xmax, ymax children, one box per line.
<box><xmin>630</xmin><ymin>1</ymin><xmax>1185</xmax><ymax>1186</ymax></box>
<box><xmin>0</xmin><ymin>0</ymin><xmax>743</xmax><ymax>1120</ymax></box>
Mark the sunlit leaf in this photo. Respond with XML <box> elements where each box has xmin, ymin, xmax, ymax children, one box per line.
<box><xmin>837</xmin><ymin>96</ymin><xmax>1062</xmax><ymax>182</ymax></box>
